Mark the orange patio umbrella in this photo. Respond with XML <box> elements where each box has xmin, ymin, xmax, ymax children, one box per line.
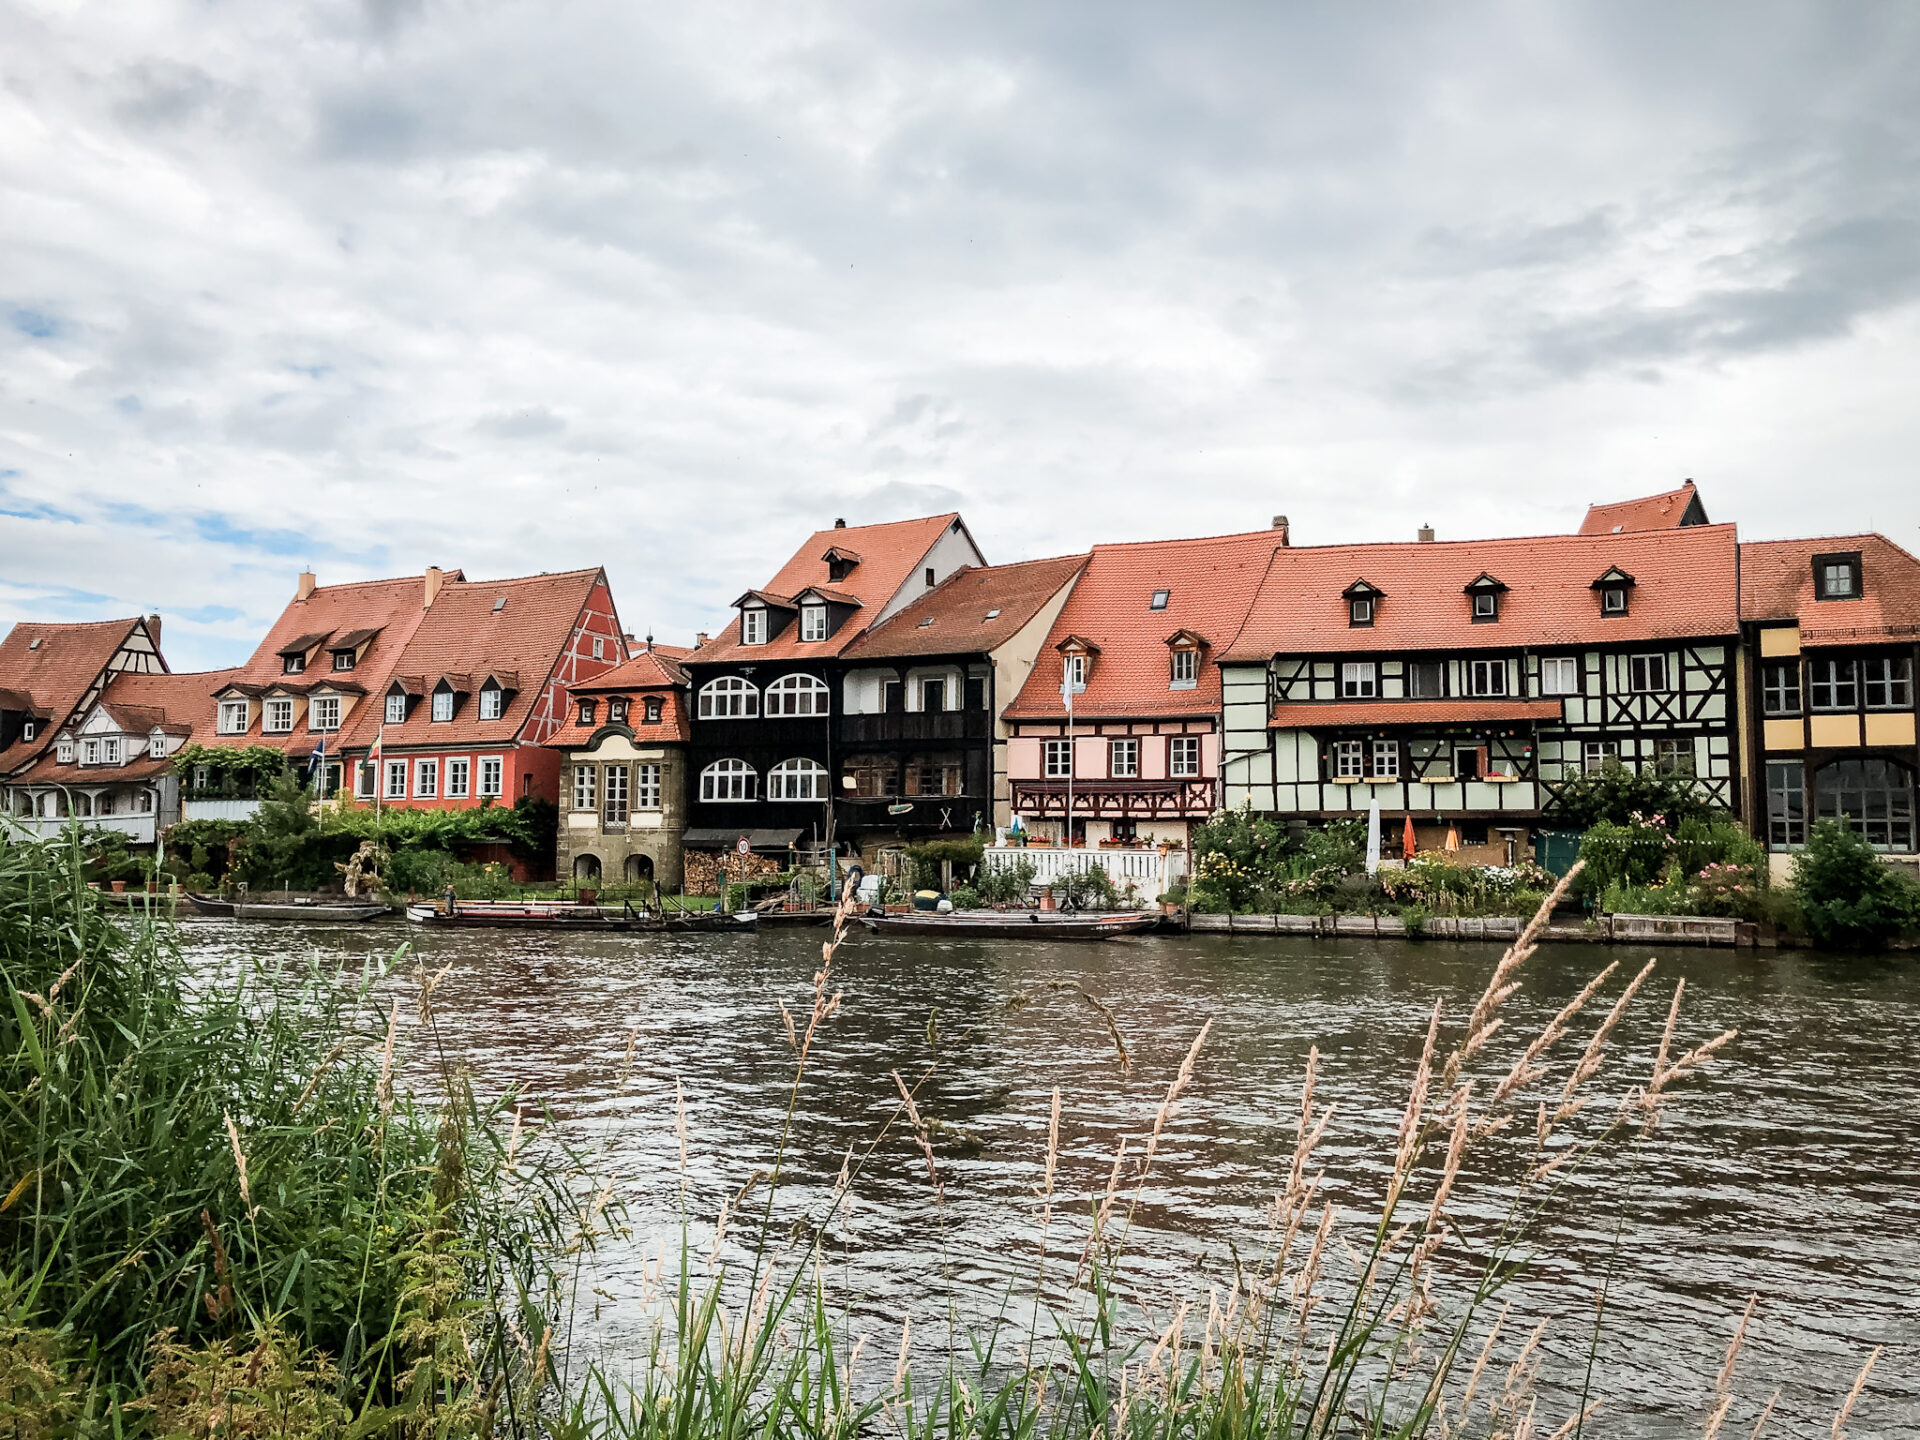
<box><xmin>1402</xmin><ymin>815</ymin><xmax>1417</xmax><ymax>859</ymax></box>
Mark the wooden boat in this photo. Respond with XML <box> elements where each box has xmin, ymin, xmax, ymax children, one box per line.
<box><xmin>184</xmin><ymin>892</ymin><xmax>235</xmax><ymax>916</ymax></box>
<box><xmin>663</xmin><ymin>909</ymin><xmax>760</xmax><ymax>933</ymax></box>
<box><xmin>405</xmin><ymin>900</ymin><xmax>644</xmax><ymax>931</ymax></box>
<box><xmin>859</xmin><ymin>909</ymin><xmax>1159</xmax><ymax>940</ymax></box>
<box><xmin>231</xmin><ymin>900</ymin><xmax>390</xmax><ymax>922</ymax></box>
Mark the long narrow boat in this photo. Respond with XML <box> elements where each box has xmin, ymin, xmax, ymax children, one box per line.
<box><xmin>405</xmin><ymin>901</ymin><xmax>643</xmax><ymax>931</ymax></box>
<box><xmin>859</xmin><ymin>909</ymin><xmax>1159</xmax><ymax>940</ymax></box>
<box><xmin>184</xmin><ymin>892</ymin><xmax>235</xmax><ymax>916</ymax></box>
<box><xmin>231</xmin><ymin>900</ymin><xmax>390</xmax><ymax>922</ymax></box>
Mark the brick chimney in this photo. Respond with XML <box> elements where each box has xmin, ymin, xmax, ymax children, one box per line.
<box><xmin>424</xmin><ymin>565</ymin><xmax>444</xmax><ymax>608</ymax></box>
<box><xmin>1418</xmin><ymin>524</ymin><xmax>1435</xmax><ymax>543</ymax></box>
<box><xmin>146</xmin><ymin>613</ymin><xmax>162</xmax><ymax>651</ymax></box>
<box><xmin>695</xmin><ymin>632</ymin><xmax>710</xmax><ymax>649</ymax></box>
<box><xmin>834</xmin><ymin>517</ymin><xmax>847</xmax><ymax>529</ymax></box>
<box><xmin>296</xmin><ymin>570</ymin><xmax>317</xmax><ymax>601</ymax></box>
<box><xmin>1271</xmin><ymin>515</ymin><xmax>1290</xmax><ymax>547</ymax></box>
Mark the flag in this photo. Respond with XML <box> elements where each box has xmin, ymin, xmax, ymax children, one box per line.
<box><xmin>368</xmin><ymin>726</ymin><xmax>382</xmax><ymax>760</ymax></box>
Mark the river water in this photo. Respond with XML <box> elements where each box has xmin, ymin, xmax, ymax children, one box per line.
<box><xmin>178</xmin><ymin>918</ymin><xmax>1917</xmax><ymax>1436</ymax></box>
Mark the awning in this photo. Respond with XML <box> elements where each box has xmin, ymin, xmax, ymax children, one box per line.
<box><xmin>682</xmin><ymin>827</ymin><xmax>805</xmax><ymax>852</ymax></box>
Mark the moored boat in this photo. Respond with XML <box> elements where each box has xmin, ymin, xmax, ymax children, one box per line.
<box><xmin>184</xmin><ymin>892</ymin><xmax>235</xmax><ymax>916</ymax></box>
<box><xmin>405</xmin><ymin>900</ymin><xmax>645</xmax><ymax>931</ymax></box>
<box><xmin>858</xmin><ymin>909</ymin><xmax>1158</xmax><ymax>940</ymax></box>
<box><xmin>231</xmin><ymin>900</ymin><xmax>390</xmax><ymax>922</ymax></box>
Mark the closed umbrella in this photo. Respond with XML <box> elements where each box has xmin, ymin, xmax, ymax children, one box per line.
<box><xmin>1444</xmin><ymin>826</ymin><xmax>1461</xmax><ymax>854</ymax></box>
<box><xmin>1403</xmin><ymin>815</ymin><xmax>1417</xmax><ymax>860</ymax></box>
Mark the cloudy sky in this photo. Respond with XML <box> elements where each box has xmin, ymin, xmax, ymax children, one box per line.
<box><xmin>4</xmin><ymin>2</ymin><xmax>1918</xmax><ymax>671</ymax></box>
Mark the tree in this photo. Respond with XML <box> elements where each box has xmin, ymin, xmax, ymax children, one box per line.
<box><xmin>1792</xmin><ymin>820</ymin><xmax>1920</xmax><ymax>950</ymax></box>
<box><xmin>1546</xmin><ymin>758</ymin><xmax>1717</xmax><ymax>832</ymax></box>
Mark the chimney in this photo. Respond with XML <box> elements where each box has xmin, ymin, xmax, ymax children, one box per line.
<box><xmin>1417</xmin><ymin>524</ymin><xmax>1435</xmax><ymax>544</ymax></box>
<box><xmin>296</xmin><ymin>570</ymin><xmax>317</xmax><ymax>601</ymax></box>
<box><xmin>424</xmin><ymin>565</ymin><xmax>444</xmax><ymax>608</ymax></box>
<box><xmin>1271</xmin><ymin>515</ymin><xmax>1290</xmax><ymax>547</ymax></box>
<box><xmin>146</xmin><ymin>613</ymin><xmax>162</xmax><ymax>651</ymax></box>
<box><xmin>833</xmin><ymin>517</ymin><xmax>847</xmax><ymax>529</ymax></box>
<box><xmin>695</xmin><ymin>632</ymin><xmax>710</xmax><ymax>648</ymax></box>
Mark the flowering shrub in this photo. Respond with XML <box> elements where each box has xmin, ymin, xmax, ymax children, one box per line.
<box><xmin>1691</xmin><ymin>861</ymin><xmax>1769</xmax><ymax>920</ymax></box>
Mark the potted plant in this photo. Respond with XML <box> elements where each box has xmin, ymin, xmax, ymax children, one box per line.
<box><xmin>1158</xmin><ymin>887</ymin><xmax>1188</xmax><ymax>915</ymax></box>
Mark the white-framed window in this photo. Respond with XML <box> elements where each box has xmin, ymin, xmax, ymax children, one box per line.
<box><xmin>699</xmin><ymin>676</ymin><xmax>759</xmax><ymax>718</ymax></box>
<box><xmin>1472</xmin><ymin>592</ymin><xmax>1498</xmax><ymax>620</ymax></box>
<box><xmin>768</xmin><ymin>756</ymin><xmax>829</xmax><ymax>800</ymax></box>
<box><xmin>356</xmin><ymin>763</ymin><xmax>376</xmax><ymax>798</ymax></box>
<box><xmin>592</xmin><ymin>634</ymin><xmax>606</xmax><ymax>660</ymax></box>
<box><xmin>140</xmin><ymin>789</ymin><xmax>155</xmax><ymax>813</ymax></box>
<box><xmin>264</xmin><ymin>699</ymin><xmax>295</xmax><ymax>733</ymax></box>
<box><xmin>643</xmin><ymin>697</ymin><xmax>663</xmax><ymax>723</ymax></box>
<box><xmin>218</xmin><ymin>700</ymin><xmax>249</xmax><ymax>734</ymax></box>
<box><xmin>20</xmin><ymin>721</ymin><xmax>34</xmax><ymax>741</ymax></box>
<box><xmin>310</xmin><ymin>696</ymin><xmax>341</xmax><ymax>731</ymax></box>
<box><xmin>801</xmin><ymin>606</ymin><xmax>828</xmax><ymax>642</ymax></box>
<box><xmin>1170</xmin><ymin>735</ymin><xmax>1201</xmax><ymax>777</ymax></box>
<box><xmin>479</xmin><ymin>686</ymin><xmax>503</xmax><ymax>720</ymax></box>
<box><xmin>1628</xmin><ymin>654</ymin><xmax>1669</xmax><ymax>693</ymax></box>
<box><xmin>431</xmin><ymin>689</ymin><xmax>455</xmax><ymax>722</ymax></box>
<box><xmin>446</xmin><ymin>757</ymin><xmax>470</xmax><ymax>797</ymax></box>
<box><xmin>57</xmin><ymin>737</ymin><xmax>74</xmax><ymax>763</ymax></box>
<box><xmin>1371</xmin><ymin>739</ymin><xmax>1399</xmax><ymax>779</ymax></box>
<box><xmin>741</xmin><ymin>607</ymin><xmax>768</xmax><ymax>645</ymax></box>
<box><xmin>385</xmin><ymin>693</ymin><xmax>407</xmax><ymax>724</ymax></box>
<box><xmin>578</xmin><ymin>699</ymin><xmax>597</xmax><ymax>725</ymax></box>
<box><xmin>1821</xmin><ymin>562</ymin><xmax>1857</xmax><ymax>598</ymax></box>
<box><xmin>332</xmin><ymin>648</ymin><xmax>356</xmax><ymax>671</ymax></box>
<box><xmin>1331</xmin><ymin>739</ymin><xmax>1365</xmax><ymax>778</ymax></box>
<box><xmin>414</xmin><ymin>759</ymin><xmax>438</xmax><ymax>797</ymax></box>
<box><xmin>1064</xmin><ymin>655</ymin><xmax>1087</xmax><ymax>692</ymax></box>
<box><xmin>572</xmin><ymin>763</ymin><xmax>596</xmax><ymax>810</ymax></box>
<box><xmin>1109</xmin><ymin>738</ymin><xmax>1139</xmax><ymax>777</ymax></box>
<box><xmin>1601</xmin><ymin>586</ymin><xmax>1627</xmax><ymax>615</ymax></box>
<box><xmin>1170</xmin><ymin>649</ymin><xmax>1198</xmax><ymax>687</ymax></box>
<box><xmin>610</xmin><ymin>698</ymin><xmax>629</xmax><ymax>724</ymax></box>
<box><xmin>102</xmin><ymin>738</ymin><xmax>121</xmax><ymax>764</ymax></box>
<box><xmin>1340</xmin><ymin>662</ymin><xmax>1377</xmax><ymax>699</ymax></box>
<box><xmin>635</xmin><ymin>762</ymin><xmax>662</xmax><ymax>810</ymax></box>
<box><xmin>1349</xmin><ymin>597</ymin><xmax>1373</xmax><ymax>626</ymax></box>
<box><xmin>386</xmin><ymin>759</ymin><xmax>408</xmax><ymax>798</ymax></box>
<box><xmin>1540</xmin><ymin>657</ymin><xmax>1580</xmax><ymax>696</ymax></box>
<box><xmin>1149</xmin><ymin>589</ymin><xmax>1170</xmax><ymax>610</ymax></box>
<box><xmin>1043</xmin><ymin>739</ymin><xmax>1072</xmax><ymax>778</ymax></box>
<box><xmin>83</xmin><ymin>738</ymin><xmax>100</xmax><ymax>765</ymax></box>
<box><xmin>479</xmin><ymin>756</ymin><xmax>503</xmax><ymax>797</ymax></box>
<box><xmin>1466</xmin><ymin>660</ymin><xmax>1508</xmax><ymax>697</ymax></box>
<box><xmin>700</xmin><ymin>758</ymin><xmax>757</xmax><ymax>802</ymax></box>
<box><xmin>604</xmin><ymin>764</ymin><xmax>629</xmax><ymax>823</ymax></box>
<box><xmin>149</xmin><ymin>731</ymin><xmax>168</xmax><ymax>758</ymax></box>
<box><xmin>766</xmin><ymin>673</ymin><xmax>830</xmax><ymax>717</ymax></box>
<box><xmin>1582</xmin><ymin>741</ymin><xmax>1618</xmax><ymax>774</ymax></box>
<box><xmin>283</xmin><ymin>652</ymin><xmax>305</xmax><ymax>675</ymax></box>
<box><xmin>191</xmin><ymin>763</ymin><xmax>211</xmax><ymax>790</ymax></box>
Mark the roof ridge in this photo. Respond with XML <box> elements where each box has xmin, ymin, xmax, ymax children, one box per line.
<box><xmin>1279</xmin><ymin>522</ymin><xmax>1738</xmax><ymax>554</ymax></box>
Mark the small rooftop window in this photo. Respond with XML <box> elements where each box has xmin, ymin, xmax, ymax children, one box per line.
<box><xmin>1149</xmin><ymin>590</ymin><xmax>1170</xmax><ymax>610</ymax></box>
<box><xmin>918</xmin><ymin>618</ymin><xmax>934</xmax><ymax>628</ymax></box>
<box><xmin>28</xmin><ymin>638</ymin><xmax>41</xmax><ymax>650</ymax></box>
<box><xmin>493</xmin><ymin>597</ymin><xmax>506</xmax><ymax>612</ymax></box>
<box><xmin>984</xmin><ymin>608</ymin><xmax>1001</xmax><ymax>620</ymax></box>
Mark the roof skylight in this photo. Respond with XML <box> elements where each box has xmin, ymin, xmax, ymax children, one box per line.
<box><xmin>984</xmin><ymin>608</ymin><xmax>1001</xmax><ymax>620</ymax></box>
<box><xmin>1149</xmin><ymin>590</ymin><xmax>1170</xmax><ymax>610</ymax></box>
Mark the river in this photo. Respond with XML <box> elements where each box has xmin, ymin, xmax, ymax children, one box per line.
<box><xmin>178</xmin><ymin>918</ymin><xmax>1918</xmax><ymax>1436</ymax></box>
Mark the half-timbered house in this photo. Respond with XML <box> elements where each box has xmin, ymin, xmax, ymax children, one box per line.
<box><xmin>1219</xmin><ymin>525</ymin><xmax>1742</xmax><ymax>864</ymax></box>
<box><xmin>1739</xmin><ymin>535</ymin><xmax>1920</xmax><ymax>874</ymax></box>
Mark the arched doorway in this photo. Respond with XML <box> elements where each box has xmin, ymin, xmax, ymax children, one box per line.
<box><xmin>573</xmin><ymin>853</ymin><xmax>602</xmax><ymax>882</ymax></box>
<box><xmin>624</xmin><ymin>853</ymin><xmax>654</xmax><ymax>883</ymax></box>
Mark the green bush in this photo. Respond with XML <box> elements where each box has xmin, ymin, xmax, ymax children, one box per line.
<box><xmin>1793</xmin><ymin>820</ymin><xmax>1920</xmax><ymax>949</ymax></box>
<box><xmin>1399</xmin><ymin>903</ymin><xmax>1428</xmax><ymax>937</ymax></box>
<box><xmin>950</xmin><ymin>884</ymin><xmax>981</xmax><ymax>910</ymax></box>
<box><xmin>977</xmin><ymin>856</ymin><xmax>1035</xmax><ymax>905</ymax></box>
<box><xmin>1546</xmin><ymin>756</ymin><xmax>1717</xmax><ymax>831</ymax></box>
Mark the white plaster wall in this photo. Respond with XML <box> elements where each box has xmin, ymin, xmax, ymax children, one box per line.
<box><xmin>874</xmin><ymin>523</ymin><xmax>987</xmax><ymax>624</ymax></box>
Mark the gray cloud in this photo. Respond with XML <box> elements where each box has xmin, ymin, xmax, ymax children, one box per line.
<box><xmin>3</xmin><ymin>1</ymin><xmax>1920</xmax><ymax>671</ymax></box>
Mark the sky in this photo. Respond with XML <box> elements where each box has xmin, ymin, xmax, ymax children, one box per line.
<box><xmin>3</xmin><ymin>1</ymin><xmax>1919</xmax><ymax>672</ymax></box>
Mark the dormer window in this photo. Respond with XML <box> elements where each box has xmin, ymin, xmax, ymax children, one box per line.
<box><xmin>1351</xmin><ymin>598</ymin><xmax>1373</xmax><ymax>625</ymax></box>
<box><xmin>333</xmin><ymin>649</ymin><xmax>356</xmax><ymax>671</ymax></box>
<box><xmin>218</xmin><ymin>699</ymin><xmax>250</xmax><ymax>734</ymax></box>
<box><xmin>1464</xmin><ymin>574</ymin><xmax>1508</xmax><ymax>623</ymax></box>
<box><xmin>479</xmin><ymin>685</ymin><xmax>503</xmax><ymax>720</ymax></box>
<box><xmin>264</xmin><ymin>699</ymin><xmax>294</xmax><ymax>734</ymax></box>
<box><xmin>610</xmin><ymin>698</ymin><xmax>629</xmax><ymax>724</ymax></box>
<box><xmin>150</xmin><ymin>729</ymin><xmax>168</xmax><ymax>757</ymax></box>
<box><xmin>283</xmin><ymin>652</ymin><xmax>305</xmax><ymax>674</ymax></box>
<box><xmin>57</xmin><ymin>737</ymin><xmax>74</xmax><ymax>763</ymax></box>
<box><xmin>1343</xmin><ymin>580</ymin><xmax>1383</xmax><ymax>628</ymax></box>
<box><xmin>801</xmin><ymin>605</ymin><xmax>828</xmax><ymax>642</ymax></box>
<box><xmin>432</xmin><ymin>687</ymin><xmax>455</xmax><ymax>722</ymax></box>
<box><xmin>1602</xmin><ymin>587</ymin><xmax>1627</xmax><ymax>614</ymax></box>
<box><xmin>1066</xmin><ymin>655</ymin><xmax>1087</xmax><ymax>690</ymax></box>
<box><xmin>82</xmin><ymin>739</ymin><xmax>99</xmax><ymax>765</ymax></box>
<box><xmin>1813</xmin><ymin>552</ymin><xmax>1862</xmax><ymax>600</ymax></box>
<box><xmin>823</xmin><ymin>545</ymin><xmax>861</xmax><ymax>583</ymax></box>
<box><xmin>1171</xmin><ymin>649</ymin><xmax>1197</xmax><ymax>686</ymax></box>
<box><xmin>22</xmin><ymin>721</ymin><xmax>35</xmax><ymax>741</ymax></box>
<box><xmin>742</xmin><ymin>607</ymin><xmax>768</xmax><ymax>645</ymax></box>
<box><xmin>385</xmin><ymin>693</ymin><xmax>407</xmax><ymax>725</ymax></box>
<box><xmin>644</xmin><ymin>697</ymin><xmax>663</xmax><ymax>723</ymax></box>
<box><xmin>578</xmin><ymin>699</ymin><xmax>597</xmax><ymax>725</ymax></box>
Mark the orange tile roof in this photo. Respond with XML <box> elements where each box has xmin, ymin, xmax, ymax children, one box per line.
<box><xmin>1577</xmin><ymin>480</ymin><xmax>1708</xmax><ymax>535</ymax></box>
<box><xmin>0</xmin><ymin>617</ymin><xmax>149</xmax><ymax>775</ymax></box>
<box><xmin>842</xmin><ymin>554</ymin><xmax>1087</xmax><ymax>661</ymax></box>
<box><xmin>15</xmin><ymin>668</ymin><xmax>239</xmax><ymax>785</ymax></box>
<box><xmin>340</xmin><ymin>568</ymin><xmax>611</xmax><ymax>749</ymax></box>
<box><xmin>1005</xmin><ymin>529</ymin><xmax>1287</xmax><ymax>720</ymax></box>
<box><xmin>694</xmin><ymin>513</ymin><xmax>972</xmax><ymax>662</ymax></box>
<box><xmin>213</xmin><ymin>573</ymin><xmax>445</xmax><ymax>755</ymax></box>
<box><xmin>1740</xmin><ymin>534</ymin><xmax>1920</xmax><ymax>644</ymax></box>
<box><xmin>1270</xmin><ymin>699</ymin><xmax>1563</xmax><ymax>728</ymax></box>
<box><xmin>1223</xmin><ymin>525</ymin><xmax>1740</xmax><ymax>661</ymax></box>
<box><xmin>547</xmin><ymin>647</ymin><xmax>694</xmax><ymax>745</ymax></box>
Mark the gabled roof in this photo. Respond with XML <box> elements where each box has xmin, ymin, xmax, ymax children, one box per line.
<box><xmin>792</xmin><ymin>585</ymin><xmax>863</xmax><ymax>607</ymax></box>
<box><xmin>338</xmin><ymin>567</ymin><xmax>610</xmax><ymax>748</ymax></box>
<box><xmin>14</xmin><ymin>668</ymin><xmax>238</xmax><ymax>786</ymax></box>
<box><xmin>1221</xmin><ymin>525</ymin><xmax>1740</xmax><ymax>661</ymax></box>
<box><xmin>276</xmin><ymin>631</ymin><xmax>334</xmax><ymax>657</ymax></box>
<box><xmin>1005</xmin><ymin>528</ymin><xmax>1286</xmax><ymax>720</ymax></box>
<box><xmin>564</xmin><ymin>648</ymin><xmax>689</xmax><ymax>693</ymax></box>
<box><xmin>694</xmin><ymin>513</ymin><xmax>974</xmax><ymax>663</ymax></box>
<box><xmin>547</xmin><ymin>648</ymin><xmax>691</xmax><ymax>747</ymax></box>
<box><xmin>841</xmin><ymin>555</ymin><xmax>1087</xmax><ymax>662</ymax></box>
<box><xmin>0</xmin><ymin>617</ymin><xmax>152</xmax><ymax>775</ymax></box>
<box><xmin>1577</xmin><ymin>480</ymin><xmax>1709</xmax><ymax>535</ymax></box>
<box><xmin>1740</xmin><ymin>534</ymin><xmax>1920</xmax><ymax>645</ymax></box>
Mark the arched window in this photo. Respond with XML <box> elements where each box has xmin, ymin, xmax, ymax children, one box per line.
<box><xmin>74</xmin><ymin>792</ymin><xmax>93</xmax><ymax>817</ymax></box>
<box><xmin>1815</xmin><ymin>758</ymin><xmax>1915</xmax><ymax>851</ymax></box>
<box><xmin>699</xmin><ymin>676</ymin><xmax>759</xmax><ymax>719</ymax></box>
<box><xmin>767</xmin><ymin>757</ymin><xmax>829</xmax><ymax>801</ymax></box>
<box><xmin>700</xmin><ymin>758</ymin><xmax>757</xmax><ymax>802</ymax></box>
<box><xmin>765</xmin><ymin>674</ymin><xmax>830</xmax><ymax>717</ymax></box>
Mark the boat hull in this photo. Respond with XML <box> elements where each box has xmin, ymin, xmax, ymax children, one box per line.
<box><xmin>860</xmin><ymin>910</ymin><xmax>1159</xmax><ymax>940</ymax></box>
<box><xmin>231</xmin><ymin>902</ymin><xmax>389</xmax><ymax>922</ymax></box>
<box><xmin>184</xmin><ymin>892</ymin><xmax>235</xmax><ymax>916</ymax></box>
<box><xmin>405</xmin><ymin>902</ymin><xmax>642</xmax><ymax>931</ymax></box>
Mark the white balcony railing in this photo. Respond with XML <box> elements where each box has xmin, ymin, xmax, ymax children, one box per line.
<box><xmin>982</xmin><ymin>845</ymin><xmax>1186</xmax><ymax>906</ymax></box>
<box><xmin>183</xmin><ymin>799</ymin><xmax>262</xmax><ymax>822</ymax></box>
<box><xmin>4</xmin><ymin>814</ymin><xmax>157</xmax><ymax>844</ymax></box>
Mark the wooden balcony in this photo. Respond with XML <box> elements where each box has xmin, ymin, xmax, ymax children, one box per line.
<box><xmin>1009</xmin><ymin>778</ymin><xmax>1219</xmax><ymax>819</ymax></box>
<box><xmin>835</xmin><ymin>710</ymin><xmax>990</xmax><ymax>745</ymax></box>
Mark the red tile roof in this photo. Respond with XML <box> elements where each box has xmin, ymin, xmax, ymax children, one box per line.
<box><xmin>340</xmin><ymin>568</ymin><xmax>611</xmax><ymax>749</ymax></box>
<box><xmin>213</xmin><ymin>573</ymin><xmax>446</xmax><ymax>755</ymax></box>
<box><xmin>1577</xmin><ymin>480</ymin><xmax>1708</xmax><ymax>535</ymax></box>
<box><xmin>841</xmin><ymin>554</ymin><xmax>1087</xmax><ymax>661</ymax></box>
<box><xmin>15</xmin><ymin>669</ymin><xmax>239</xmax><ymax>785</ymax></box>
<box><xmin>1740</xmin><ymin>534</ymin><xmax>1920</xmax><ymax>644</ymax></box>
<box><xmin>1223</xmin><ymin>525</ymin><xmax>1740</xmax><ymax>661</ymax></box>
<box><xmin>0</xmin><ymin>617</ymin><xmax>151</xmax><ymax>775</ymax></box>
<box><xmin>547</xmin><ymin>647</ymin><xmax>693</xmax><ymax>746</ymax></box>
<box><xmin>694</xmin><ymin>514</ymin><xmax>974</xmax><ymax>662</ymax></box>
<box><xmin>1005</xmin><ymin>529</ymin><xmax>1287</xmax><ymax>720</ymax></box>
<box><xmin>1270</xmin><ymin>699</ymin><xmax>1563</xmax><ymax>728</ymax></box>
